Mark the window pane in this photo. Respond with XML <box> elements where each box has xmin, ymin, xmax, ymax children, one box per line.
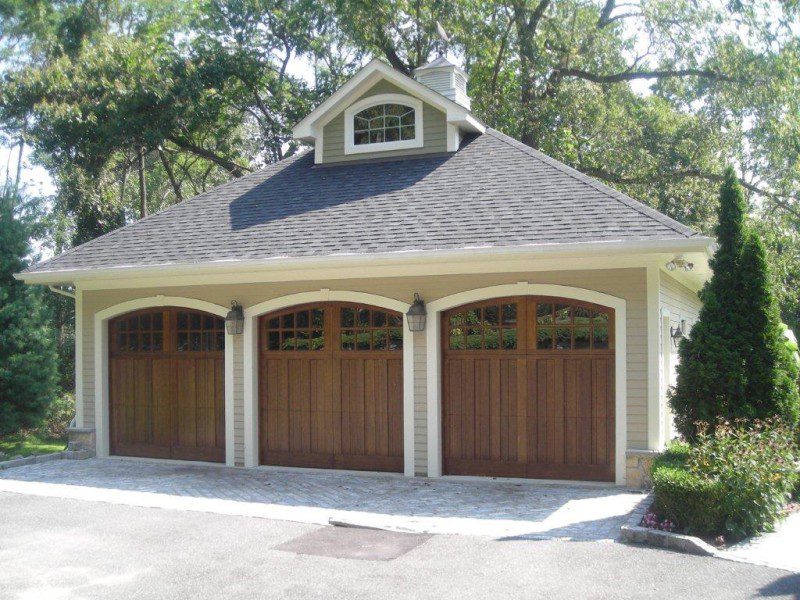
<box><xmin>401</xmin><ymin>112</ymin><xmax>414</xmax><ymax>126</ymax></box>
<box><xmin>177</xmin><ymin>312</ymin><xmax>188</xmax><ymax>329</ymax></box>
<box><xmin>594</xmin><ymin>311</ymin><xmax>609</xmax><ymax>324</ymax></box>
<box><xmin>204</xmin><ymin>315</ymin><xmax>214</xmax><ymax>330</ymax></box>
<box><xmin>296</xmin><ymin>310</ymin><xmax>309</xmax><ymax>328</ymax></box>
<box><xmin>356</xmin><ymin>330</ymin><xmax>371</xmax><ymax>350</ymax></box>
<box><xmin>215</xmin><ymin>331</ymin><xmax>224</xmax><ymax>351</ymax></box>
<box><xmin>267</xmin><ymin>331</ymin><xmax>280</xmax><ymax>350</ymax></box>
<box><xmin>465</xmin><ymin>309</ymin><xmax>481</xmax><ymax>325</ymax></box>
<box><xmin>119</xmin><ymin>320</ymin><xmax>128</xmax><ymax>332</ymax></box>
<box><xmin>295</xmin><ymin>330</ymin><xmax>309</xmax><ymax>350</ymax></box>
<box><xmin>502</xmin><ymin>328</ymin><xmax>517</xmax><ymax>349</ymax></box>
<box><xmin>537</xmin><ymin>304</ymin><xmax>553</xmax><ymax>324</ymax></box>
<box><xmin>388</xmin><ymin>327</ymin><xmax>403</xmax><ymax>350</ymax></box>
<box><xmin>215</xmin><ymin>317</ymin><xmax>224</xmax><ymax>330</ymax></box>
<box><xmin>484</xmin><ymin>328</ymin><xmax>500</xmax><ymax>349</ymax></box>
<box><xmin>372</xmin><ymin>311</ymin><xmax>386</xmax><ymax>327</ymax></box>
<box><xmin>190</xmin><ymin>313</ymin><xmax>201</xmax><ymax>329</ymax></box>
<box><xmin>341</xmin><ymin>308</ymin><xmax>355</xmax><ymax>328</ymax></box>
<box><xmin>141</xmin><ymin>314</ymin><xmax>151</xmax><ymax>330</ymax></box>
<box><xmin>153</xmin><ymin>313</ymin><xmax>163</xmax><ymax>330</ymax></box>
<box><xmin>282</xmin><ymin>313</ymin><xmax>294</xmax><ymax>329</ymax></box>
<box><xmin>484</xmin><ymin>305</ymin><xmax>499</xmax><ymax>326</ymax></box>
<box><xmin>467</xmin><ymin>328</ymin><xmax>482</xmax><ymax>349</ymax></box>
<box><xmin>142</xmin><ymin>333</ymin><xmax>152</xmax><ymax>351</ymax></box>
<box><xmin>537</xmin><ymin>327</ymin><xmax>553</xmax><ymax>349</ymax></box>
<box><xmin>312</xmin><ymin>309</ymin><xmax>324</xmax><ymax>328</ymax></box>
<box><xmin>384</xmin><ymin>127</ymin><xmax>400</xmax><ymax>142</ymax></box>
<box><xmin>177</xmin><ymin>332</ymin><xmax>188</xmax><ymax>351</ymax></box>
<box><xmin>117</xmin><ymin>333</ymin><xmax>126</xmax><ymax>350</ymax></box>
<box><xmin>129</xmin><ymin>316</ymin><xmax>140</xmax><ymax>331</ymax></box>
<box><xmin>449</xmin><ymin>331</ymin><xmax>465</xmax><ymax>350</ymax></box>
<box><xmin>268</xmin><ymin>316</ymin><xmax>279</xmax><ymax>329</ymax></box>
<box><xmin>556</xmin><ymin>327</ymin><xmax>571</xmax><ymax>349</ymax></box>
<box><xmin>129</xmin><ymin>335</ymin><xmax>139</xmax><ymax>351</ymax></box>
<box><xmin>341</xmin><ymin>330</ymin><xmax>355</xmax><ymax>350</ymax></box>
<box><xmin>555</xmin><ymin>304</ymin><xmax>571</xmax><ymax>324</ymax></box>
<box><xmin>190</xmin><ymin>332</ymin><xmax>201</xmax><ymax>351</ymax></box>
<box><xmin>358</xmin><ymin>309</ymin><xmax>370</xmax><ymax>326</ymax></box>
<box><xmin>388</xmin><ymin>314</ymin><xmax>402</xmax><ymax>327</ymax></box>
<box><xmin>354</xmin><ymin>116</ymin><xmax>369</xmax><ymax>130</ymax></box>
<box><xmin>354</xmin><ymin>131</ymin><xmax>369</xmax><ymax>145</ymax></box>
<box><xmin>374</xmin><ymin>329</ymin><xmax>387</xmax><ymax>350</ymax></box>
<box><xmin>400</xmin><ymin>125</ymin><xmax>415</xmax><ymax>140</ymax></box>
<box><xmin>369</xmin><ymin>130</ymin><xmax>383</xmax><ymax>143</ymax></box>
<box><xmin>201</xmin><ymin>332</ymin><xmax>212</xmax><ymax>351</ymax></box>
<box><xmin>450</xmin><ymin>313</ymin><xmax>464</xmax><ymax>327</ymax></box>
<box><xmin>574</xmin><ymin>326</ymin><xmax>591</xmax><ymax>349</ymax></box>
<box><xmin>502</xmin><ymin>304</ymin><xmax>517</xmax><ymax>325</ymax></box>
<box><xmin>154</xmin><ymin>332</ymin><xmax>164</xmax><ymax>351</ymax></box>
<box><xmin>574</xmin><ymin>306</ymin><xmax>591</xmax><ymax>324</ymax></box>
<box><xmin>593</xmin><ymin>326</ymin><xmax>609</xmax><ymax>349</ymax></box>
<box><xmin>281</xmin><ymin>331</ymin><xmax>295</xmax><ymax>350</ymax></box>
<box><xmin>311</xmin><ymin>330</ymin><xmax>324</xmax><ymax>350</ymax></box>
<box><xmin>385</xmin><ymin>115</ymin><xmax>400</xmax><ymax>128</ymax></box>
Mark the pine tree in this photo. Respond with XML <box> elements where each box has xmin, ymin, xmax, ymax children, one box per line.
<box><xmin>739</xmin><ymin>230</ymin><xmax>800</xmax><ymax>426</ymax></box>
<box><xmin>0</xmin><ymin>197</ymin><xmax>59</xmax><ymax>436</ymax></box>
<box><xmin>670</xmin><ymin>168</ymin><xmax>800</xmax><ymax>438</ymax></box>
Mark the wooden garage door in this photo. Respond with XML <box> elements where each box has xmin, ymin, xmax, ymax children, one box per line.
<box><xmin>442</xmin><ymin>297</ymin><xmax>615</xmax><ymax>481</ymax></box>
<box><xmin>259</xmin><ymin>303</ymin><xmax>403</xmax><ymax>472</ymax></box>
<box><xmin>109</xmin><ymin>308</ymin><xmax>225</xmax><ymax>462</ymax></box>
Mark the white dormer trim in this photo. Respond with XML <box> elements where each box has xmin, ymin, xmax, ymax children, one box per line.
<box><xmin>293</xmin><ymin>59</ymin><xmax>484</xmax><ymax>154</ymax></box>
<box><xmin>343</xmin><ymin>93</ymin><xmax>424</xmax><ymax>155</ymax></box>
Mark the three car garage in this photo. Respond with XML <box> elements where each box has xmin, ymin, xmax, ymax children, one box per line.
<box><xmin>106</xmin><ymin>295</ymin><xmax>616</xmax><ymax>482</ymax></box>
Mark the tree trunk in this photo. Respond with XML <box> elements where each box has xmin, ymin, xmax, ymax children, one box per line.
<box><xmin>138</xmin><ymin>148</ymin><xmax>147</xmax><ymax>219</ymax></box>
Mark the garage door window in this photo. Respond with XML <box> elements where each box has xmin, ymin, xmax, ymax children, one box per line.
<box><xmin>340</xmin><ymin>306</ymin><xmax>402</xmax><ymax>351</ymax></box>
<box><xmin>176</xmin><ymin>311</ymin><xmax>225</xmax><ymax>352</ymax></box>
<box><xmin>447</xmin><ymin>302</ymin><xmax>518</xmax><ymax>351</ymax></box>
<box><xmin>113</xmin><ymin>312</ymin><xmax>164</xmax><ymax>352</ymax></box>
<box><xmin>535</xmin><ymin>302</ymin><xmax>610</xmax><ymax>351</ymax></box>
<box><xmin>265</xmin><ymin>308</ymin><xmax>325</xmax><ymax>351</ymax></box>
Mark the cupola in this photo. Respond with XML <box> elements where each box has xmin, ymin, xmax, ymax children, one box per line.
<box><xmin>413</xmin><ymin>57</ymin><xmax>471</xmax><ymax>110</ymax></box>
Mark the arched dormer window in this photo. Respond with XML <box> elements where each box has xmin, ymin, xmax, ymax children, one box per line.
<box><xmin>344</xmin><ymin>93</ymin><xmax>424</xmax><ymax>155</ymax></box>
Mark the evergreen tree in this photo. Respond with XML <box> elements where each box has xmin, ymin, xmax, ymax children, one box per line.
<box><xmin>671</xmin><ymin>167</ymin><xmax>750</xmax><ymax>438</ymax></box>
<box><xmin>0</xmin><ymin>196</ymin><xmax>59</xmax><ymax>436</ymax></box>
<box><xmin>739</xmin><ymin>230</ymin><xmax>800</xmax><ymax>426</ymax></box>
<box><xmin>671</xmin><ymin>168</ymin><xmax>800</xmax><ymax>437</ymax></box>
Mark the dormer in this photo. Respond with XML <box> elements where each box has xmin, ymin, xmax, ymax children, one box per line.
<box><xmin>292</xmin><ymin>59</ymin><xmax>484</xmax><ymax>165</ymax></box>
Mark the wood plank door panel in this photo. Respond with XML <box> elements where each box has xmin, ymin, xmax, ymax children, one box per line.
<box><xmin>259</xmin><ymin>303</ymin><xmax>403</xmax><ymax>473</ymax></box>
<box><xmin>443</xmin><ymin>297</ymin><xmax>615</xmax><ymax>482</ymax></box>
<box><xmin>109</xmin><ymin>308</ymin><xmax>225</xmax><ymax>463</ymax></box>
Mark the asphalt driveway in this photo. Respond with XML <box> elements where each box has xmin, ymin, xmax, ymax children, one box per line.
<box><xmin>0</xmin><ymin>491</ymin><xmax>797</xmax><ymax>599</ymax></box>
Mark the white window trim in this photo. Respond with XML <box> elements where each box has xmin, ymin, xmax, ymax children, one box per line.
<box><xmin>425</xmin><ymin>282</ymin><xmax>628</xmax><ymax>486</ymax></box>
<box><xmin>344</xmin><ymin>93</ymin><xmax>424</xmax><ymax>155</ymax></box>
<box><xmin>93</xmin><ymin>296</ymin><xmax>235</xmax><ymax>466</ymax></box>
<box><xmin>242</xmin><ymin>290</ymin><xmax>415</xmax><ymax>477</ymax></box>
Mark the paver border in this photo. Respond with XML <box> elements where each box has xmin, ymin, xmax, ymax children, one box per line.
<box><xmin>0</xmin><ymin>449</ymin><xmax>93</xmax><ymax>471</ymax></box>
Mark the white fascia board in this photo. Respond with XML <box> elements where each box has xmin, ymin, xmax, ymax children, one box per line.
<box><xmin>292</xmin><ymin>59</ymin><xmax>484</xmax><ymax>140</ymax></box>
<box><xmin>16</xmin><ymin>237</ymin><xmax>715</xmax><ymax>286</ymax></box>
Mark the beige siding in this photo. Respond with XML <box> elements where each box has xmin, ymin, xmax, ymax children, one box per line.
<box><xmin>322</xmin><ymin>80</ymin><xmax>448</xmax><ymax>164</ymax></box>
<box><xmin>79</xmin><ymin>267</ymin><xmax>648</xmax><ymax>473</ymax></box>
<box><xmin>659</xmin><ymin>272</ymin><xmax>702</xmax><ymax>441</ymax></box>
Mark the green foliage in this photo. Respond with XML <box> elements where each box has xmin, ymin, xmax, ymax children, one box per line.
<box><xmin>0</xmin><ymin>197</ymin><xmax>59</xmax><ymax>436</ymax></box>
<box><xmin>36</xmin><ymin>393</ymin><xmax>75</xmax><ymax>439</ymax></box>
<box><xmin>653</xmin><ymin>419</ymin><xmax>797</xmax><ymax>541</ymax></box>
<box><xmin>671</xmin><ymin>169</ymin><xmax>799</xmax><ymax>438</ymax></box>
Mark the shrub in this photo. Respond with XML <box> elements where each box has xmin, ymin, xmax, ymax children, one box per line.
<box><xmin>36</xmin><ymin>393</ymin><xmax>76</xmax><ymax>439</ymax></box>
<box><xmin>652</xmin><ymin>419</ymin><xmax>798</xmax><ymax>542</ymax></box>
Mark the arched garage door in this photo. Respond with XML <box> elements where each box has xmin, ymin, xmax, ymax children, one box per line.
<box><xmin>109</xmin><ymin>307</ymin><xmax>225</xmax><ymax>462</ymax></box>
<box><xmin>259</xmin><ymin>302</ymin><xmax>404</xmax><ymax>472</ymax></box>
<box><xmin>442</xmin><ymin>297</ymin><xmax>615</xmax><ymax>481</ymax></box>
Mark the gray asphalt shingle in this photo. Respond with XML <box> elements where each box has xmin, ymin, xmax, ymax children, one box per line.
<box><xmin>25</xmin><ymin>128</ymin><xmax>699</xmax><ymax>274</ymax></box>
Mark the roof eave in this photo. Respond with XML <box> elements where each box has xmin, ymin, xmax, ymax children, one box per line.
<box><xmin>16</xmin><ymin>236</ymin><xmax>715</xmax><ymax>285</ymax></box>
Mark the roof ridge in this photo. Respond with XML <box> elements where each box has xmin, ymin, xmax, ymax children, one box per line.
<box><xmin>25</xmin><ymin>151</ymin><xmax>311</xmax><ymax>273</ymax></box>
<box><xmin>484</xmin><ymin>128</ymin><xmax>698</xmax><ymax>239</ymax></box>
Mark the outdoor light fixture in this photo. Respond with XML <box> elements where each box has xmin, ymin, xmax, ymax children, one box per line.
<box><xmin>670</xmin><ymin>319</ymin><xmax>686</xmax><ymax>347</ymax></box>
<box><xmin>665</xmin><ymin>256</ymin><xmax>694</xmax><ymax>272</ymax></box>
<box><xmin>406</xmin><ymin>293</ymin><xmax>427</xmax><ymax>332</ymax></box>
<box><xmin>225</xmin><ymin>301</ymin><xmax>244</xmax><ymax>335</ymax></box>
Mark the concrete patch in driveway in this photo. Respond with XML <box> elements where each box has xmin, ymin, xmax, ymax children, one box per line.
<box><xmin>275</xmin><ymin>527</ymin><xmax>432</xmax><ymax>561</ymax></box>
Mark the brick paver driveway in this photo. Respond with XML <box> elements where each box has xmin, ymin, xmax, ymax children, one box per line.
<box><xmin>0</xmin><ymin>459</ymin><xmax>647</xmax><ymax>541</ymax></box>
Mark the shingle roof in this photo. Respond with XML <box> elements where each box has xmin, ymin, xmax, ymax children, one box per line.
<box><xmin>25</xmin><ymin>128</ymin><xmax>701</xmax><ymax>275</ymax></box>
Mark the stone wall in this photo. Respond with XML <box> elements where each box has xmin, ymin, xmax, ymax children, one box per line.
<box><xmin>626</xmin><ymin>449</ymin><xmax>661</xmax><ymax>489</ymax></box>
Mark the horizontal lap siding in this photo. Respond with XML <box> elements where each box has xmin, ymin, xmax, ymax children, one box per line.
<box><xmin>80</xmin><ymin>267</ymin><xmax>648</xmax><ymax>470</ymax></box>
<box><xmin>659</xmin><ymin>272</ymin><xmax>702</xmax><ymax>387</ymax></box>
<box><xmin>322</xmin><ymin>80</ymin><xmax>448</xmax><ymax>164</ymax></box>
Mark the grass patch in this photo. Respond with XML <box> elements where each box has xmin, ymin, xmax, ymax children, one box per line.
<box><xmin>0</xmin><ymin>432</ymin><xmax>67</xmax><ymax>459</ymax></box>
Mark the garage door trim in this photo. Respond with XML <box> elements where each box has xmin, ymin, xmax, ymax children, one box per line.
<box><xmin>94</xmin><ymin>296</ymin><xmax>234</xmax><ymax>464</ymax></box>
<box><xmin>243</xmin><ymin>291</ymin><xmax>415</xmax><ymax>474</ymax></box>
<box><xmin>425</xmin><ymin>283</ymin><xmax>627</xmax><ymax>485</ymax></box>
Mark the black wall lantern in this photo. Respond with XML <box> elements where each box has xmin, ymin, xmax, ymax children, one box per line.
<box><xmin>670</xmin><ymin>319</ymin><xmax>686</xmax><ymax>347</ymax></box>
<box><xmin>225</xmin><ymin>301</ymin><xmax>244</xmax><ymax>335</ymax></box>
<box><xmin>406</xmin><ymin>293</ymin><xmax>427</xmax><ymax>332</ymax></box>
